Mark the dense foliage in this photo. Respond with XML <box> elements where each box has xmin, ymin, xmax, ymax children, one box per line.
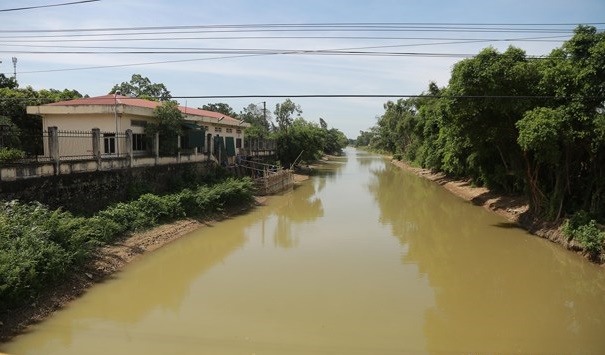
<box><xmin>0</xmin><ymin>82</ymin><xmax>82</xmax><ymax>141</ymax></box>
<box><xmin>0</xmin><ymin>178</ymin><xmax>255</xmax><ymax>309</ymax></box>
<box><xmin>109</xmin><ymin>74</ymin><xmax>172</xmax><ymax>101</ymax></box>
<box><xmin>357</xmin><ymin>26</ymin><xmax>605</xmax><ymax>255</ymax></box>
<box><xmin>146</xmin><ymin>100</ymin><xmax>185</xmax><ymax>156</ymax></box>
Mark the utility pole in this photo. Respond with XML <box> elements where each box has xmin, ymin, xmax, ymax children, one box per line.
<box><xmin>262</xmin><ymin>101</ymin><xmax>266</xmax><ymax>123</ymax></box>
<box><xmin>11</xmin><ymin>57</ymin><xmax>17</xmax><ymax>80</ymax></box>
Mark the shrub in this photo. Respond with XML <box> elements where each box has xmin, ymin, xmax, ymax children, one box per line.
<box><xmin>563</xmin><ymin>211</ymin><xmax>604</xmax><ymax>258</ymax></box>
<box><xmin>0</xmin><ymin>201</ymin><xmax>72</xmax><ymax>307</ymax></box>
<box><xmin>0</xmin><ymin>177</ymin><xmax>256</xmax><ymax>309</ymax></box>
<box><xmin>0</xmin><ymin>148</ymin><xmax>25</xmax><ymax>163</ymax></box>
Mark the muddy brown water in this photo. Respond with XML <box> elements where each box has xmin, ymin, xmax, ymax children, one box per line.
<box><xmin>3</xmin><ymin>148</ymin><xmax>605</xmax><ymax>355</ymax></box>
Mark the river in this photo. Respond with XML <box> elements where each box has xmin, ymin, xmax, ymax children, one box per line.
<box><xmin>3</xmin><ymin>148</ymin><xmax>605</xmax><ymax>355</ymax></box>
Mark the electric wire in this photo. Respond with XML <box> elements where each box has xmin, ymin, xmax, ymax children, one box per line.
<box><xmin>1</xmin><ymin>21</ymin><xmax>603</xmax><ymax>33</ymax></box>
<box><xmin>0</xmin><ymin>21</ymin><xmax>597</xmax><ymax>75</ymax></box>
<box><xmin>0</xmin><ymin>0</ymin><xmax>100</xmax><ymax>12</ymax></box>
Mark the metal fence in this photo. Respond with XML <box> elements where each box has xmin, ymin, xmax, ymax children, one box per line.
<box><xmin>0</xmin><ymin>129</ymin><xmax>136</xmax><ymax>164</ymax></box>
<box><xmin>1</xmin><ymin>129</ymin><xmax>274</xmax><ymax>165</ymax></box>
<box><xmin>0</xmin><ymin>129</ymin><xmax>51</xmax><ymax>163</ymax></box>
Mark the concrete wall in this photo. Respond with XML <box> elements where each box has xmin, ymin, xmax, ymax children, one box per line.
<box><xmin>0</xmin><ymin>153</ymin><xmax>212</xmax><ymax>182</ymax></box>
<box><xmin>0</xmin><ymin>161</ymin><xmax>217</xmax><ymax>214</ymax></box>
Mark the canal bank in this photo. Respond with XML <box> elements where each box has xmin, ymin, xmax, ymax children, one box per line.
<box><xmin>0</xmin><ymin>172</ymin><xmax>309</xmax><ymax>343</ymax></box>
<box><xmin>391</xmin><ymin>159</ymin><xmax>604</xmax><ymax>265</ymax></box>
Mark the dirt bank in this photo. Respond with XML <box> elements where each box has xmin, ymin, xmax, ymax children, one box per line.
<box><xmin>391</xmin><ymin>159</ymin><xmax>603</xmax><ymax>265</ymax></box>
<box><xmin>0</xmin><ymin>197</ymin><xmax>266</xmax><ymax>344</ymax></box>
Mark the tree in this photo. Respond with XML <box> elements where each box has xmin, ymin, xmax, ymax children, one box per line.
<box><xmin>146</xmin><ymin>101</ymin><xmax>184</xmax><ymax>155</ymax></box>
<box><xmin>516</xmin><ymin>25</ymin><xmax>605</xmax><ymax>219</ymax></box>
<box><xmin>201</xmin><ymin>103</ymin><xmax>238</xmax><ymax>118</ymax></box>
<box><xmin>0</xmin><ymin>74</ymin><xmax>17</xmax><ymax>89</ymax></box>
<box><xmin>239</xmin><ymin>103</ymin><xmax>272</xmax><ymax>138</ymax></box>
<box><xmin>319</xmin><ymin>117</ymin><xmax>328</xmax><ymax>130</ymax></box>
<box><xmin>274</xmin><ymin>99</ymin><xmax>302</xmax><ymax>131</ymax></box>
<box><xmin>445</xmin><ymin>46</ymin><xmax>540</xmax><ymax>190</ymax></box>
<box><xmin>354</xmin><ymin>130</ymin><xmax>374</xmax><ymax>147</ymax></box>
<box><xmin>275</xmin><ymin>118</ymin><xmax>324</xmax><ymax>167</ymax></box>
<box><xmin>323</xmin><ymin>128</ymin><xmax>348</xmax><ymax>155</ymax></box>
<box><xmin>110</xmin><ymin>74</ymin><xmax>171</xmax><ymax>101</ymax></box>
<box><xmin>317</xmin><ymin>117</ymin><xmax>347</xmax><ymax>155</ymax></box>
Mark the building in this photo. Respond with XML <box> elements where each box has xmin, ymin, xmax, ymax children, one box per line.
<box><xmin>26</xmin><ymin>94</ymin><xmax>250</xmax><ymax>164</ymax></box>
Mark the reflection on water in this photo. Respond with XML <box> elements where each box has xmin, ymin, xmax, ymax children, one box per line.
<box><xmin>3</xmin><ymin>148</ymin><xmax>605</xmax><ymax>355</ymax></box>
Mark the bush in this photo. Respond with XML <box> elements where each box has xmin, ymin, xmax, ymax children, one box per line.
<box><xmin>563</xmin><ymin>211</ymin><xmax>604</xmax><ymax>258</ymax></box>
<box><xmin>0</xmin><ymin>201</ymin><xmax>72</xmax><ymax>307</ymax></box>
<box><xmin>0</xmin><ymin>148</ymin><xmax>25</xmax><ymax>163</ymax></box>
<box><xmin>0</xmin><ymin>178</ymin><xmax>256</xmax><ymax>309</ymax></box>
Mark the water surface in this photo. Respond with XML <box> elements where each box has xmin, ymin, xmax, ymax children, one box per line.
<box><xmin>4</xmin><ymin>148</ymin><xmax>605</xmax><ymax>354</ymax></box>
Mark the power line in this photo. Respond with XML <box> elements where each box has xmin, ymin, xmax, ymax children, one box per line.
<box><xmin>0</xmin><ymin>33</ymin><xmax>571</xmax><ymax>42</ymax></box>
<box><xmin>169</xmin><ymin>94</ymin><xmax>604</xmax><ymax>100</ymax></box>
<box><xmin>0</xmin><ymin>0</ymin><xmax>100</xmax><ymax>12</ymax></box>
<box><xmin>3</xmin><ymin>94</ymin><xmax>603</xmax><ymax>102</ymax></box>
<box><xmin>0</xmin><ymin>21</ymin><xmax>602</xmax><ymax>33</ymax></box>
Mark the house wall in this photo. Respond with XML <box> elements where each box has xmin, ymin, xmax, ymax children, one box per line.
<box><xmin>40</xmin><ymin>112</ymin><xmax>154</xmax><ymax>157</ymax></box>
<box><xmin>28</xmin><ymin>103</ymin><xmax>248</xmax><ymax>158</ymax></box>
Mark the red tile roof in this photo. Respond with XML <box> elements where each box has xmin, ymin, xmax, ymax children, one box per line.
<box><xmin>47</xmin><ymin>94</ymin><xmax>240</xmax><ymax>125</ymax></box>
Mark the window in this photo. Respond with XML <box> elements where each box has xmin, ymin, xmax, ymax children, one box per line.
<box><xmin>131</xmin><ymin>120</ymin><xmax>147</xmax><ymax>127</ymax></box>
<box><xmin>226</xmin><ymin>128</ymin><xmax>233</xmax><ymax>134</ymax></box>
<box><xmin>236</xmin><ymin>129</ymin><xmax>242</xmax><ymax>134</ymax></box>
<box><xmin>132</xmin><ymin>133</ymin><xmax>147</xmax><ymax>151</ymax></box>
<box><xmin>103</xmin><ymin>133</ymin><xmax>116</xmax><ymax>154</ymax></box>
<box><xmin>214</xmin><ymin>127</ymin><xmax>222</xmax><ymax>133</ymax></box>
<box><xmin>236</xmin><ymin>138</ymin><xmax>242</xmax><ymax>148</ymax></box>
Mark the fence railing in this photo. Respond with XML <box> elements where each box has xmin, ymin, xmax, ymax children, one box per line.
<box><xmin>1</xmin><ymin>129</ymin><xmax>280</xmax><ymax>182</ymax></box>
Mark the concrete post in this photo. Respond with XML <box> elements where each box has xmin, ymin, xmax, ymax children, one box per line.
<box><xmin>154</xmin><ymin>132</ymin><xmax>159</xmax><ymax>165</ymax></box>
<box><xmin>92</xmin><ymin>128</ymin><xmax>101</xmax><ymax>169</ymax></box>
<box><xmin>177</xmin><ymin>135</ymin><xmax>181</xmax><ymax>163</ymax></box>
<box><xmin>125</xmin><ymin>129</ymin><xmax>133</xmax><ymax>167</ymax></box>
<box><xmin>48</xmin><ymin>126</ymin><xmax>60</xmax><ymax>174</ymax></box>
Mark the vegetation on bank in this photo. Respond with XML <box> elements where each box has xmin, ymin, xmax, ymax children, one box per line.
<box><xmin>0</xmin><ymin>177</ymin><xmax>255</xmax><ymax>310</ymax></box>
<box><xmin>356</xmin><ymin>25</ymin><xmax>605</xmax><ymax>260</ymax></box>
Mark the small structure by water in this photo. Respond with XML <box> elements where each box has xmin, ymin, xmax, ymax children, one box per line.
<box><xmin>231</xmin><ymin>158</ymin><xmax>294</xmax><ymax>195</ymax></box>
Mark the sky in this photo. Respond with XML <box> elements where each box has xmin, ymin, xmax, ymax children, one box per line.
<box><xmin>1</xmin><ymin>0</ymin><xmax>604</xmax><ymax>138</ymax></box>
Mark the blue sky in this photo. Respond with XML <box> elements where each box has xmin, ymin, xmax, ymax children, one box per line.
<box><xmin>1</xmin><ymin>0</ymin><xmax>604</xmax><ymax>137</ymax></box>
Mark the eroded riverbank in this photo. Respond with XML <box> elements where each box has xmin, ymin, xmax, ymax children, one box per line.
<box><xmin>391</xmin><ymin>159</ymin><xmax>604</xmax><ymax>265</ymax></box>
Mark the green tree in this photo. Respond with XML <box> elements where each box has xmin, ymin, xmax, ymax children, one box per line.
<box><xmin>110</xmin><ymin>74</ymin><xmax>171</xmax><ymax>101</ymax></box>
<box><xmin>274</xmin><ymin>98</ymin><xmax>302</xmax><ymax>131</ymax></box>
<box><xmin>275</xmin><ymin>118</ymin><xmax>324</xmax><ymax>166</ymax></box>
<box><xmin>146</xmin><ymin>101</ymin><xmax>184</xmax><ymax>156</ymax></box>
<box><xmin>317</xmin><ymin>117</ymin><xmax>347</xmax><ymax>155</ymax></box>
<box><xmin>201</xmin><ymin>103</ymin><xmax>238</xmax><ymax>118</ymax></box>
<box><xmin>354</xmin><ymin>130</ymin><xmax>374</xmax><ymax>147</ymax></box>
<box><xmin>324</xmin><ymin>128</ymin><xmax>348</xmax><ymax>155</ymax></box>
<box><xmin>445</xmin><ymin>46</ymin><xmax>540</xmax><ymax>190</ymax></box>
<box><xmin>239</xmin><ymin>103</ymin><xmax>272</xmax><ymax>138</ymax></box>
<box><xmin>0</xmin><ymin>86</ymin><xmax>83</xmax><ymax>154</ymax></box>
<box><xmin>517</xmin><ymin>25</ymin><xmax>605</xmax><ymax>219</ymax></box>
<box><xmin>0</xmin><ymin>74</ymin><xmax>17</xmax><ymax>89</ymax></box>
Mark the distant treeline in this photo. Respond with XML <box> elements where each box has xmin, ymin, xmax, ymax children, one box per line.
<box><xmin>357</xmin><ymin>25</ymin><xmax>605</xmax><ymax>224</ymax></box>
